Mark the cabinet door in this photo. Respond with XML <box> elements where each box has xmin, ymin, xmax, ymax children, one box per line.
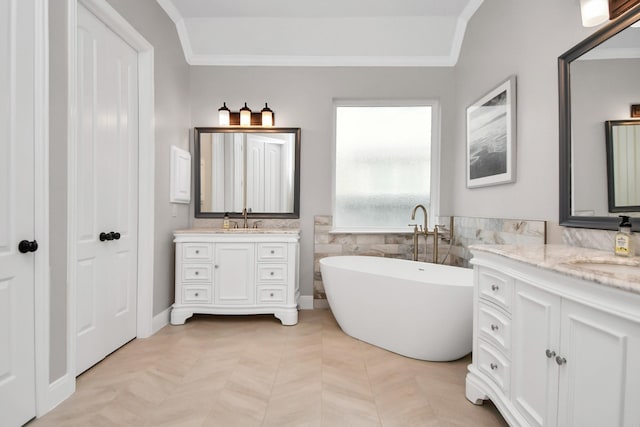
<box><xmin>557</xmin><ymin>300</ymin><xmax>640</xmax><ymax>427</ymax></box>
<box><xmin>214</xmin><ymin>243</ymin><xmax>255</xmax><ymax>305</ymax></box>
<box><xmin>512</xmin><ymin>281</ymin><xmax>561</xmax><ymax>427</ymax></box>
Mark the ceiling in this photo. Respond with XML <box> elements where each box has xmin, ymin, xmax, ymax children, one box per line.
<box><xmin>156</xmin><ymin>0</ymin><xmax>484</xmax><ymax>66</ymax></box>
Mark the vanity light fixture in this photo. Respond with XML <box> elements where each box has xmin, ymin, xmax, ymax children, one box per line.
<box><xmin>261</xmin><ymin>103</ymin><xmax>274</xmax><ymax>127</ymax></box>
<box><xmin>218</xmin><ymin>102</ymin><xmax>230</xmax><ymax>126</ymax></box>
<box><xmin>579</xmin><ymin>0</ymin><xmax>609</xmax><ymax>27</ymax></box>
<box><xmin>239</xmin><ymin>103</ymin><xmax>252</xmax><ymax>126</ymax></box>
<box><xmin>216</xmin><ymin>102</ymin><xmax>276</xmax><ymax>126</ymax></box>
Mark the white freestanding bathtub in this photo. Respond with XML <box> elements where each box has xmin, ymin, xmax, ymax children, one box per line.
<box><xmin>319</xmin><ymin>256</ymin><xmax>473</xmax><ymax>361</ymax></box>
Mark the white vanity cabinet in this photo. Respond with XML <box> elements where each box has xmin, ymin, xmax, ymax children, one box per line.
<box><xmin>466</xmin><ymin>248</ymin><xmax>640</xmax><ymax>427</ymax></box>
<box><xmin>171</xmin><ymin>230</ymin><xmax>300</xmax><ymax>326</ymax></box>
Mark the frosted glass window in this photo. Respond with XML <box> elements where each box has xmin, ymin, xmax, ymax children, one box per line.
<box><xmin>334</xmin><ymin>105</ymin><xmax>432</xmax><ymax>230</ymax></box>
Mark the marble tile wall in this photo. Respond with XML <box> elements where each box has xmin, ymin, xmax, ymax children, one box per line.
<box><xmin>313</xmin><ymin>215</ymin><xmax>547</xmax><ymax>300</ymax></box>
<box><xmin>449</xmin><ymin>217</ymin><xmax>547</xmax><ymax>268</ymax></box>
<box><xmin>563</xmin><ymin>227</ymin><xmax>640</xmax><ymax>254</ymax></box>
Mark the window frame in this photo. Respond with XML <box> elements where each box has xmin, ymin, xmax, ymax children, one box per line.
<box><xmin>331</xmin><ymin>99</ymin><xmax>441</xmax><ymax>233</ymax></box>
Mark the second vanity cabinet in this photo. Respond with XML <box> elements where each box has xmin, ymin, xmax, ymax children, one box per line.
<box><xmin>466</xmin><ymin>246</ymin><xmax>640</xmax><ymax>427</ymax></box>
<box><xmin>171</xmin><ymin>229</ymin><xmax>300</xmax><ymax>326</ymax></box>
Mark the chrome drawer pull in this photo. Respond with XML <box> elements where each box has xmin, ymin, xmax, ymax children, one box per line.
<box><xmin>490</xmin><ymin>363</ymin><xmax>498</xmax><ymax>371</ymax></box>
<box><xmin>555</xmin><ymin>356</ymin><xmax>567</xmax><ymax>366</ymax></box>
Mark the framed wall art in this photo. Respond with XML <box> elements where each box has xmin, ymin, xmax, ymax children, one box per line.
<box><xmin>466</xmin><ymin>75</ymin><xmax>517</xmax><ymax>188</ymax></box>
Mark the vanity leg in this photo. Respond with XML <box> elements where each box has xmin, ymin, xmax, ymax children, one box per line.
<box><xmin>465</xmin><ymin>371</ymin><xmax>489</xmax><ymax>405</ymax></box>
<box><xmin>274</xmin><ymin>309</ymin><xmax>298</xmax><ymax>326</ymax></box>
<box><xmin>170</xmin><ymin>308</ymin><xmax>194</xmax><ymax>325</ymax></box>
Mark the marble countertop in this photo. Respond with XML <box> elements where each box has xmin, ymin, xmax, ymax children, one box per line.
<box><xmin>174</xmin><ymin>228</ymin><xmax>300</xmax><ymax>235</ymax></box>
<box><xmin>470</xmin><ymin>244</ymin><xmax>640</xmax><ymax>295</ymax></box>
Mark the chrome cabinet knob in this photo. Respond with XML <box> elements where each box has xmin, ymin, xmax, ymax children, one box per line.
<box><xmin>194</xmin><ymin>292</ymin><xmax>199</xmax><ymax>297</ymax></box>
<box><xmin>545</xmin><ymin>349</ymin><xmax>556</xmax><ymax>358</ymax></box>
<box><xmin>490</xmin><ymin>363</ymin><xmax>498</xmax><ymax>371</ymax></box>
<box><xmin>270</xmin><ymin>250</ymin><xmax>275</xmax><ymax>254</ymax></box>
<box><xmin>491</xmin><ymin>324</ymin><xmax>499</xmax><ymax>331</ymax></box>
<box><xmin>269</xmin><ymin>292</ymin><xmax>274</xmax><ymax>297</ymax></box>
<box><xmin>555</xmin><ymin>356</ymin><xmax>567</xmax><ymax>366</ymax></box>
<box><xmin>491</xmin><ymin>284</ymin><xmax>499</xmax><ymax>291</ymax></box>
<box><xmin>214</xmin><ymin>265</ymin><xmax>219</xmax><ymax>269</ymax></box>
<box><xmin>195</xmin><ymin>250</ymin><xmax>199</xmax><ymax>254</ymax></box>
<box><xmin>270</xmin><ymin>271</ymin><xmax>274</xmax><ymax>276</ymax></box>
<box><xmin>195</xmin><ymin>271</ymin><xmax>199</xmax><ymax>275</ymax></box>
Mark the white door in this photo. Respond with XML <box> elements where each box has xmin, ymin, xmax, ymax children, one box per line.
<box><xmin>511</xmin><ymin>281</ymin><xmax>561</xmax><ymax>427</ymax></box>
<box><xmin>557</xmin><ymin>300</ymin><xmax>640</xmax><ymax>427</ymax></box>
<box><xmin>214</xmin><ymin>243</ymin><xmax>255</xmax><ymax>305</ymax></box>
<box><xmin>75</xmin><ymin>3</ymin><xmax>139</xmax><ymax>375</ymax></box>
<box><xmin>0</xmin><ymin>0</ymin><xmax>37</xmax><ymax>424</ymax></box>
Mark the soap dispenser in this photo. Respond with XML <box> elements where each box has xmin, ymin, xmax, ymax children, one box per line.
<box><xmin>614</xmin><ymin>215</ymin><xmax>635</xmax><ymax>257</ymax></box>
<box><xmin>223</xmin><ymin>212</ymin><xmax>230</xmax><ymax>230</ymax></box>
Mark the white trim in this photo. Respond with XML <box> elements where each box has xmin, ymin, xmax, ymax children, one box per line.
<box><xmin>449</xmin><ymin>0</ymin><xmax>484</xmax><ymax>64</ymax></box>
<box><xmin>188</xmin><ymin>54</ymin><xmax>457</xmax><ymax>67</ymax></box>
<box><xmin>152</xmin><ymin>307</ymin><xmax>171</xmax><ymax>335</ymax></box>
<box><xmin>66</xmin><ymin>0</ymin><xmax>156</xmax><ymax>401</ymax></box>
<box><xmin>298</xmin><ymin>295</ymin><xmax>314</xmax><ymax>310</ymax></box>
<box><xmin>45</xmin><ymin>374</ymin><xmax>74</xmax><ymax>413</ymax></box>
<box><xmin>33</xmin><ymin>0</ymin><xmax>53</xmax><ymax>416</ymax></box>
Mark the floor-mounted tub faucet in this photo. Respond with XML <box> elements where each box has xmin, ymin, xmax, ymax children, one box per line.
<box><xmin>409</xmin><ymin>204</ymin><xmax>439</xmax><ymax>263</ymax></box>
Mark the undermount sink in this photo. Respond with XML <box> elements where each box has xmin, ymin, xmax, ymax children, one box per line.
<box><xmin>563</xmin><ymin>259</ymin><xmax>640</xmax><ymax>276</ymax></box>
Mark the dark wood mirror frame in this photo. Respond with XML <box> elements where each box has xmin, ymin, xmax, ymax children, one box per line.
<box><xmin>194</xmin><ymin>127</ymin><xmax>301</xmax><ymax>219</ymax></box>
<box><xmin>559</xmin><ymin>3</ymin><xmax>640</xmax><ymax>230</ymax></box>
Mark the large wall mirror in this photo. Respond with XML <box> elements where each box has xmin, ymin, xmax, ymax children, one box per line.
<box><xmin>559</xmin><ymin>3</ymin><xmax>640</xmax><ymax>230</ymax></box>
<box><xmin>194</xmin><ymin>127</ymin><xmax>301</xmax><ymax>218</ymax></box>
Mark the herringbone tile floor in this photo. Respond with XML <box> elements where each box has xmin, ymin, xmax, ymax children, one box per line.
<box><xmin>29</xmin><ymin>310</ymin><xmax>507</xmax><ymax>426</ymax></box>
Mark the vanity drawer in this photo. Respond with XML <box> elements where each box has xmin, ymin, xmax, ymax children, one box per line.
<box><xmin>478</xmin><ymin>267</ymin><xmax>513</xmax><ymax>311</ymax></box>
<box><xmin>182</xmin><ymin>243</ymin><xmax>213</xmax><ymax>262</ymax></box>
<box><xmin>257</xmin><ymin>264</ymin><xmax>287</xmax><ymax>282</ymax></box>
<box><xmin>182</xmin><ymin>286</ymin><xmax>211</xmax><ymax>304</ymax></box>
<box><xmin>478</xmin><ymin>302</ymin><xmax>511</xmax><ymax>353</ymax></box>
<box><xmin>257</xmin><ymin>286</ymin><xmax>286</xmax><ymax>304</ymax></box>
<box><xmin>477</xmin><ymin>340</ymin><xmax>510</xmax><ymax>394</ymax></box>
<box><xmin>181</xmin><ymin>264</ymin><xmax>212</xmax><ymax>282</ymax></box>
<box><xmin>257</xmin><ymin>243</ymin><xmax>288</xmax><ymax>261</ymax></box>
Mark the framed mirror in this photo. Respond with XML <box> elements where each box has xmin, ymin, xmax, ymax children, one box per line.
<box><xmin>605</xmin><ymin>120</ymin><xmax>640</xmax><ymax>212</ymax></box>
<box><xmin>559</xmin><ymin>3</ymin><xmax>640</xmax><ymax>230</ymax></box>
<box><xmin>194</xmin><ymin>127</ymin><xmax>301</xmax><ymax>218</ymax></box>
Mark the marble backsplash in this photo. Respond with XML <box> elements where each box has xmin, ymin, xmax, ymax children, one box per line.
<box><xmin>192</xmin><ymin>217</ymin><xmax>300</xmax><ymax>230</ymax></box>
<box><xmin>563</xmin><ymin>227</ymin><xmax>640</xmax><ymax>253</ymax></box>
<box><xmin>313</xmin><ymin>215</ymin><xmax>547</xmax><ymax>300</ymax></box>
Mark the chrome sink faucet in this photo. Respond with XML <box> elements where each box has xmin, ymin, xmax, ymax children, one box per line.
<box><xmin>242</xmin><ymin>208</ymin><xmax>249</xmax><ymax>229</ymax></box>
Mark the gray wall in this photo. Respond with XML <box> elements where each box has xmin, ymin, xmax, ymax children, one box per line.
<box><xmin>449</xmin><ymin>0</ymin><xmax>596</xmax><ymax>231</ymax></box>
<box><xmin>189</xmin><ymin>66</ymin><xmax>456</xmax><ymax>299</ymax></box>
<box><xmin>48</xmin><ymin>0</ymin><xmax>190</xmax><ymax>381</ymax></box>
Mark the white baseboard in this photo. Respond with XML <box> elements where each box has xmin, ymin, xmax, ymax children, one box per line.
<box><xmin>41</xmin><ymin>373</ymin><xmax>74</xmax><ymax>416</ymax></box>
<box><xmin>151</xmin><ymin>307</ymin><xmax>171</xmax><ymax>335</ymax></box>
<box><xmin>298</xmin><ymin>295</ymin><xmax>314</xmax><ymax>310</ymax></box>
<box><xmin>313</xmin><ymin>298</ymin><xmax>329</xmax><ymax>309</ymax></box>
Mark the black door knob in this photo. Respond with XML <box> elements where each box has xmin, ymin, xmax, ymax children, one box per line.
<box><xmin>99</xmin><ymin>232</ymin><xmax>114</xmax><ymax>241</ymax></box>
<box><xmin>18</xmin><ymin>240</ymin><xmax>38</xmax><ymax>253</ymax></box>
<box><xmin>111</xmin><ymin>232</ymin><xmax>121</xmax><ymax>240</ymax></box>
